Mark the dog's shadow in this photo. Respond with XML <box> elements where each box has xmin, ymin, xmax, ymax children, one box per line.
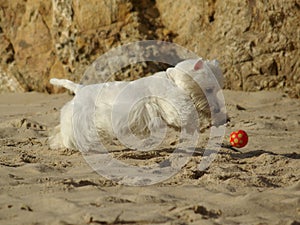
<box><xmin>181</xmin><ymin>146</ymin><xmax>300</xmax><ymax>160</ymax></box>
<box><xmin>228</xmin><ymin>149</ymin><xmax>300</xmax><ymax>160</ymax></box>
<box><xmin>96</xmin><ymin>145</ymin><xmax>300</xmax><ymax>161</ymax></box>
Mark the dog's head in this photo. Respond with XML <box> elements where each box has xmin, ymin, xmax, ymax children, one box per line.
<box><xmin>166</xmin><ymin>58</ymin><xmax>224</xmax><ymax>117</ymax></box>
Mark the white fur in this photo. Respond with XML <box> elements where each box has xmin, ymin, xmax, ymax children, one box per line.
<box><xmin>49</xmin><ymin>58</ymin><xmax>226</xmax><ymax>150</ymax></box>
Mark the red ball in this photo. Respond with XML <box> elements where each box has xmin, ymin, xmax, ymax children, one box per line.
<box><xmin>229</xmin><ymin>130</ymin><xmax>248</xmax><ymax>148</ymax></box>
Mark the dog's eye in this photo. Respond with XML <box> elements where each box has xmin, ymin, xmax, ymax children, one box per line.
<box><xmin>205</xmin><ymin>88</ymin><xmax>213</xmax><ymax>94</ymax></box>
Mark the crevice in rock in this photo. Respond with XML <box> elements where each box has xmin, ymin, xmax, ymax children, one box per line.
<box><xmin>129</xmin><ymin>0</ymin><xmax>177</xmax><ymax>41</ymax></box>
<box><xmin>208</xmin><ymin>0</ymin><xmax>217</xmax><ymax>23</ymax></box>
<box><xmin>5</xmin><ymin>43</ymin><xmax>15</xmax><ymax>64</ymax></box>
<box><xmin>209</xmin><ymin>11</ymin><xmax>215</xmax><ymax>23</ymax></box>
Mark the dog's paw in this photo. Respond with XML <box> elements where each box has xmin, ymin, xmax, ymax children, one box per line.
<box><xmin>48</xmin><ymin>125</ymin><xmax>64</xmax><ymax>149</ymax></box>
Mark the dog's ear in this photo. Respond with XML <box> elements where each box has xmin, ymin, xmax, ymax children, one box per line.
<box><xmin>194</xmin><ymin>59</ymin><xmax>204</xmax><ymax>71</ymax></box>
<box><xmin>212</xmin><ymin>59</ymin><xmax>220</xmax><ymax>67</ymax></box>
<box><xmin>166</xmin><ymin>68</ymin><xmax>176</xmax><ymax>78</ymax></box>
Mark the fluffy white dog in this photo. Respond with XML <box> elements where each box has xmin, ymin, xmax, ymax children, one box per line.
<box><xmin>49</xmin><ymin>58</ymin><xmax>226</xmax><ymax>151</ymax></box>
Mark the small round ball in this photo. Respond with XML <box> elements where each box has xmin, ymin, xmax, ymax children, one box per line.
<box><xmin>229</xmin><ymin>130</ymin><xmax>248</xmax><ymax>148</ymax></box>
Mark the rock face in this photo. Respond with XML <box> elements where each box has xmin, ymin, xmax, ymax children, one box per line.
<box><xmin>156</xmin><ymin>0</ymin><xmax>300</xmax><ymax>97</ymax></box>
<box><xmin>0</xmin><ymin>0</ymin><xmax>299</xmax><ymax>97</ymax></box>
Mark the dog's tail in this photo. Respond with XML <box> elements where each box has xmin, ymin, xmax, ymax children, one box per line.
<box><xmin>50</xmin><ymin>78</ymin><xmax>81</xmax><ymax>94</ymax></box>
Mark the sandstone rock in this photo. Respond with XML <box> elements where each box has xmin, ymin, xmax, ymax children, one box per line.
<box><xmin>156</xmin><ymin>0</ymin><xmax>300</xmax><ymax>97</ymax></box>
<box><xmin>0</xmin><ymin>0</ymin><xmax>299</xmax><ymax>97</ymax></box>
<box><xmin>0</xmin><ymin>0</ymin><xmax>141</xmax><ymax>93</ymax></box>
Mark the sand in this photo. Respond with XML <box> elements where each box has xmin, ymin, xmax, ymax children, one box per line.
<box><xmin>0</xmin><ymin>90</ymin><xmax>299</xmax><ymax>225</ymax></box>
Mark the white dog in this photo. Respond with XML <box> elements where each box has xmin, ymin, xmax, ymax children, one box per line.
<box><xmin>49</xmin><ymin>58</ymin><xmax>226</xmax><ymax>151</ymax></box>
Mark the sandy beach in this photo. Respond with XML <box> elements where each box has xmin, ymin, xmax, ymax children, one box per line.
<box><xmin>0</xmin><ymin>0</ymin><xmax>299</xmax><ymax>224</ymax></box>
<box><xmin>0</xmin><ymin>90</ymin><xmax>299</xmax><ymax>225</ymax></box>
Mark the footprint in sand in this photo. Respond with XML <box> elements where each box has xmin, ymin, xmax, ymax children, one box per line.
<box><xmin>12</xmin><ymin>118</ymin><xmax>47</xmax><ymax>131</ymax></box>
